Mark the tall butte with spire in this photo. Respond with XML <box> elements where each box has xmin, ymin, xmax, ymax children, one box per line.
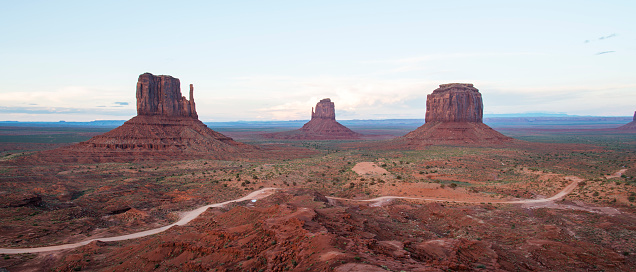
<box><xmin>265</xmin><ymin>98</ymin><xmax>361</xmax><ymax>140</ymax></box>
<box><xmin>30</xmin><ymin>73</ymin><xmax>254</xmax><ymax>163</ymax></box>
<box><xmin>136</xmin><ymin>73</ymin><xmax>197</xmax><ymax>118</ymax></box>
<box><xmin>395</xmin><ymin>83</ymin><xmax>512</xmax><ymax>147</ymax></box>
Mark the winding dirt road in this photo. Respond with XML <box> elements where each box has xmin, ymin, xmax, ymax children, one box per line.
<box><xmin>1</xmin><ymin>170</ymin><xmax>625</xmax><ymax>254</ymax></box>
<box><xmin>0</xmin><ymin>188</ymin><xmax>279</xmax><ymax>254</ymax></box>
<box><xmin>327</xmin><ymin>176</ymin><xmax>584</xmax><ymax>205</ymax></box>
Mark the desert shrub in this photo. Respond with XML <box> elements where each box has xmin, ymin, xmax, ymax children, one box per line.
<box><xmin>629</xmin><ymin>196</ymin><xmax>635</xmax><ymax>202</ymax></box>
<box><xmin>449</xmin><ymin>183</ymin><xmax>458</xmax><ymax>189</ymax></box>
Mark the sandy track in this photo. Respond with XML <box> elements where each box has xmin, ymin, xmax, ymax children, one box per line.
<box><xmin>0</xmin><ymin>188</ymin><xmax>279</xmax><ymax>254</ymax></box>
<box><xmin>1</xmin><ymin>169</ymin><xmax>626</xmax><ymax>254</ymax></box>
<box><xmin>327</xmin><ymin>176</ymin><xmax>585</xmax><ymax>205</ymax></box>
<box><xmin>606</xmin><ymin>168</ymin><xmax>628</xmax><ymax>179</ymax></box>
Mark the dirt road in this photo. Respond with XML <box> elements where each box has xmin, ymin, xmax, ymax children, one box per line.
<box><xmin>0</xmin><ymin>188</ymin><xmax>278</xmax><ymax>254</ymax></box>
<box><xmin>328</xmin><ymin>175</ymin><xmax>583</xmax><ymax>205</ymax></box>
<box><xmin>1</xmin><ymin>169</ymin><xmax>626</xmax><ymax>254</ymax></box>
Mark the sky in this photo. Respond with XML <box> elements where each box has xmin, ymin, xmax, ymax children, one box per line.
<box><xmin>1</xmin><ymin>0</ymin><xmax>635</xmax><ymax>122</ymax></box>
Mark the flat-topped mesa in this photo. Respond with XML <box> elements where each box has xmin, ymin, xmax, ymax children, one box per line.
<box><xmin>136</xmin><ymin>73</ymin><xmax>197</xmax><ymax>118</ymax></box>
<box><xmin>311</xmin><ymin>98</ymin><xmax>336</xmax><ymax>120</ymax></box>
<box><xmin>391</xmin><ymin>83</ymin><xmax>513</xmax><ymax>147</ymax></box>
<box><xmin>425</xmin><ymin>83</ymin><xmax>483</xmax><ymax>123</ymax></box>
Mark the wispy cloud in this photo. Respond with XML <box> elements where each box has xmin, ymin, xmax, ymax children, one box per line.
<box><xmin>584</xmin><ymin>33</ymin><xmax>618</xmax><ymax>43</ymax></box>
<box><xmin>598</xmin><ymin>33</ymin><xmax>617</xmax><ymax>40</ymax></box>
<box><xmin>0</xmin><ymin>106</ymin><xmax>135</xmax><ymax>115</ymax></box>
<box><xmin>0</xmin><ymin>86</ymin><xmax>131</xmax><ymax>108</ymax></box>
<box><xmin>595</xmin><ymin>51</ymin><xmax>616</xmax><ymax>55</ymax></box>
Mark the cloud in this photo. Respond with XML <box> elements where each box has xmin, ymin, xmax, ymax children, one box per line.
<box><xmin>485</xmin><ymin>83</ymin><xmax>636</xmax><ymax>116</ymax></box>
<box><xmin>0</xmin><ymin>86</ymin><xmax>130</xmax><ymax>108</ymax></box>
<box><xmin>584</xmin><ymin>33</ymin><xmax>618</xmax><ymax>43</ymax></box>
<box><xmin>114</xmin><ymin>101</ymin><xmax>129</xmax><ymax>106</ymax></box>
<box><xmin>595</xmin><ymin>51</ymin><xmax>616</xmax><ymax>55</ymax></box>
<box><xmin>237</xmin><ymin>76</ymin><xmax>435</xmax><ymax>120</ymax></box>
<box><xmin>598</xmin><ymin>33</ymin><xmax>617</xmax><ymax>40</ymax></box>
<box><xmin>0</xmin><ymin>106</ymin><xmax>135</xmax><ymax>116</ymax></box>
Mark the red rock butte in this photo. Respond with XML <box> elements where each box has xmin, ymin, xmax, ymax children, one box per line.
<box><xmin>616</xmin><ymin>111</ymin><xmax>636</xmax><ymax>130</ymax></box>
<box><xmin>264</xmin><ymin>98</ymin><xmax>361</xmax><ymax>140</ymax></box>
<box><xmin>399</xmin><ymin>83</ymin><xmax>512</xmax><ymax>146</ymax></box>
<box><xmin>27</xmin><ymin>73</ymin><xmax>254</xmax><ymax>163</ymax></box>
<box><xmin>136</xmin><ymin>73</ymin><xmax>198</xmax><ymax>118</ymax></box>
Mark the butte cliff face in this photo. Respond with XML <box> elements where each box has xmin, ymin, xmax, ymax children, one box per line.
<box><xmin>425</xmin><ymin>83</ymin><xmax>483</xmax><ymax>123</ymax></box>
<box><xmin>136</xmin><ymin>73</ymin><xmax>197</xmax><ymax>118</ymax></box>
<box><xmin>28</xmin><ymin>73</ymin><xmax>254</xmax><ymax>163</ymax></box>
<box><xmin>397</xmin><ymin>83</ymin><xmax>512</xmax><ymax>147</ymax></box>
<box><xmin>617</xmin><ymin>111</ymin><xmax>636</xmax><ymax>130</ymax></box>
<box><xmin>311</xmin><ymin>98</ymin><xmax>336</xmax><ymax>120</ymax></box>
<box><xmin>265</xmin><ymin>98</ymin><xmax>361</xmax><ymax>140</ymax></box>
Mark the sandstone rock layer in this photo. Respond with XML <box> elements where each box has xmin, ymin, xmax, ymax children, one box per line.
<box><xmin>312</xmin><ymin>98</ymin><xmax>336</xmax><ymax>120</ymax></box>
<box><xmin>265</xmin><ymin>98</ymin><xmax>361</xmax><ymax>140</ymax></box>
<box><xmin>136</xmin><ymin>73</ymin><xmax>197</xmax><ymax>118</ymax></box>
<box><xmin>426</xmin><ymin>83</ymin><xmax>482</xmax><ymax>123</ymax></box>
<box><xmin>617</xmin><ymin>111</ymin><xmax>636</xmax><ymax>130</ymax></box>
<box><xmin>396</xmin><ymin>83</ymin><xmax>512</xmax><ymax>147</ymax></box>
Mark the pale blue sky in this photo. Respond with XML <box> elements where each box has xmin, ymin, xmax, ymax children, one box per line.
<box><xmin>1</xmin><ymin>0</ymin><xmax>634</xmax><ymax>121</ymax></box>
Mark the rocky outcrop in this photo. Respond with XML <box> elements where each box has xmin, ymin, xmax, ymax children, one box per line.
<box><xmin>26</xmin><ymin>73</ymin><xmax>254</xmax><ymax>163</ymax></box>
<box><xmin>394</xmin><ymin>83</ymin><xmax>512</xmax><ymax>146</ymax></box>
<box><xmin>425</xmin><ymin>83</ymin><xmax>482</xmax><ymax>123</ymax></box>
<box><xmin>2</xmin><ymin>193</ymin><xmax>42</xmax><ymax>208</ymax></box>
<box><xmin>136</xmin><ymin>73</ymin><xmax>197</xmax><ymax>118</ymax></box>
<box><xmin>617</xmin><ymin>111</ymin><xmax>636</xmax><ymax>130</ymax></box>
<box><xmin>264</xmin><ymin>98</ymin><xmax>361</xmax><ymax>140</ymax></box>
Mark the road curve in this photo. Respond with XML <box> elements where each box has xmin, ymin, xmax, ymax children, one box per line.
<box><xmin>0</xmin><ymin>188</ymin><xmax>279</xmax><ymax>254</ymax></box>
<box><xmin>2</xmin><ymin>170</ymin><xmax>625</xmax><ymax>254</ymax></box>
